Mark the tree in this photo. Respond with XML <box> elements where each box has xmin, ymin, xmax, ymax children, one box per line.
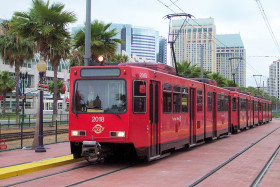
<box><xmin>225</xmin><ymin>79</ymin><xmax>238</xmax><ymax>87</ymax></box>
<box><xmin>11</xmin><ymin>0</ymin><xmax>76</xmax><ymax>149</ymax></box>
<box><xmin>48</xmin><ymin>79</ymin><xmax>65</xmax><ymax>98</ymax></box>
<box><xmin>0</xmin><ymin>71</ymin><xmax>15</xmax><ymax>117</ymax></box>
<box><xmin>0</xmin><ymin>20</ymin><xmax>35</xmax><ymax>123</ymax></box>
<box><xmin>69</xmin><ymin>49</ymin><xmax>84</xmax><ymax>67</ymax></box>
<box><xmin>208</xmin><ymin>72</ymin><xmax>226</xmax><ymax>87</ymax></box>
<box><xmin>111</xmin><ymin>53</ymin><xmax>130</xmax><ymax>63</ymax></box>
<box><xmin>177</xmin><ymin>61</ymin><xmax>201</xmax><ymax>78</ymax></box>
<box><xmin>203</xmin><ymin>70</ymin><xmax>212</xmax><ymax>79</ymax></box>
<box><xmin>49</xmin><ymin>37</ymin><xmax>71</xmax><ymax>120</ymax></box>
<box><xmin>73</xmin><ymin>20</ymin><xmax>124</xmax><ymax>61</ymax></box>
<box><xmin>11</xmin><ymin>0</ymin><xmax>76</xmax><ymax>62</ymax></box>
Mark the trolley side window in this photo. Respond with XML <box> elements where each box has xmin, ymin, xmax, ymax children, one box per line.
<box><xmin>182</xmin><ymin>87</ymin><xmax>188</xmax><ymax>113</ymax></box>
<box><xmin>173</xmin><ymin>85</ymin><xmax>181</xmax><ymax>113</ymax></box>
<box><xmin>197</xmin><ymin>89</ymin><xmax>203</xmax><ymax>112</ymax></box>
<box><xmin>224</xmin><ymin>95</ymin><xmax>229</xmax><ymax>112</ymax></box>
<box><xmin>232</xmin><ymin>97</ymin><xmax>237</xmax><ymax>111</ymax></box>
<box><xmin>241</xmin><ymin>99</ymin><xmax>246</xmax><ymax>111</ymax></box>
<box><xmin>163</xmin><ymin>83</ymin><xmax>172</xmax><ymax>113</ymax></box>
<box><xmin>218</xmin><ymin>94</ymin><xmax>221</xmax><ymax>112</ymax></box>
<box><xmin>207</xmin><ymin>91</ymin><xmax>212</xmax><ymax>112</ymax></box>
<box><xmin>133</xmin><ymin>80</ymin><xmax>146</xmax><ymax>113</ymax></box>
<box><xmin>254</xmin><ymin>101</ymin><xmax>258</xmax><ymax>112</ymax></box>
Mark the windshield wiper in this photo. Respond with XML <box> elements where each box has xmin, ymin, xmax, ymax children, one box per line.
<box><xmin>114</xmin><ymin>113</ymin><xmax>121</xmax><ymax>119</ymax></box>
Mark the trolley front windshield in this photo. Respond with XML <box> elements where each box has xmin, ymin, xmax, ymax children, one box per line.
<box><xmin>72</xmin><ymin>79</ymin><xmax>126</xmax><ymax>114</ymax></box>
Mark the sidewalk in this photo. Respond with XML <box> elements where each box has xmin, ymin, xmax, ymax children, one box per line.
<box><xmin>0</xmin><ymin>142</ymin><xmax>71</xmax><ymax>168</ymax></box>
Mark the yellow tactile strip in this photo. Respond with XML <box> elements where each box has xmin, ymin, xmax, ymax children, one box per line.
<box><xmin>0</xmin><ymin>155</ymin><xmax>84</xmax><ymax>180</ymax></box>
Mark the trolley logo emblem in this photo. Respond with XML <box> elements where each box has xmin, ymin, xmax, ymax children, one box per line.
<box><xmin>92</xmin><ymin>124</ymin><xmax>104</xmax><ymax>134</ymax></box>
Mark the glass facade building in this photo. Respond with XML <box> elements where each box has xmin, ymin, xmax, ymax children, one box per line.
<box><xmin>108</xmin><ymin>23</ymin><xmax>165</xmax><ymax>63</ymax></box>
<box><xmin>72</xmin><ymin>23</ymin><xmax>166</xmax><ymax>63</ymax></box>
<box><xmin>216</xmin><ymin>34</ymin><xmax>246</xmax><ymax>87</ymax></box>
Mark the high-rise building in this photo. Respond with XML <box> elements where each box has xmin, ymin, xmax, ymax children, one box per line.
<box><xmin>158</xmin><ymin>36</ymin><xmax>167</xmax><ymax>64</ymax></box>
<box><xmin>268</xmin><ymin>60</ymin><xmax>280</xmax><ymax>98</ymax></box>
<box><xmin>108</xmin><ymin>24</ymin><xmax>163</xmax><ymax>63</ymax></box>
<box><xmin>171</xmin><ymin>18</ymin><xmax>217</xmax><ymax>72</ymax></box>
<box><xmin>72</xmin><ymin>23</ymin><xmax>166</xmax><ymax>63</ymax></box>
<box><xmin>216</xmin><ymin>34</ymin><xmax>246</xmax><ymax>87</ymax></box>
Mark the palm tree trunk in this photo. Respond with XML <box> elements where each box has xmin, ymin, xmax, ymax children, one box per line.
<box><xmin>53</xmin><ymin>65</ymin><xmax>58</xmax><ymax>123</ymax></box>
<box><xmin>2</xmin><ymin>93</ymin><xmax>6</xmax><ymax>118</ymax></box>
<box><xmin>15</xmin><ymin>63</ymin><xmax>20</xmax><ymax>124</ymax></box>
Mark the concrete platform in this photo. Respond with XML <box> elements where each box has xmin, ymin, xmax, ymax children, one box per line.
<box><xmin>0</xmin><ymin>142</ymin><xmax>83</xmax><ymax>179</ymax></box>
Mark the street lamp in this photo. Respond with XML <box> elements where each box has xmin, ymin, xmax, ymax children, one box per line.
<box><xmin>35</xmin><ymin>60</ymin><xmax>47</xmax><ymax>152</ymax></box>
<box><xmin>19</xmin><ymin>71</ymin><xmax>28</xmax><ymax>149</ymax></box>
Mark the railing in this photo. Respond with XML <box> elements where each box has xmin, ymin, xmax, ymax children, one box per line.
<box><xmin>0</xmin><ymin>114</ymin><xmax>69</xmax><ymax>127</ymax></box>
<box><xmin>0</xmin><ymin>114</ymin><xmax>69</xmax><ymax>151</ymax></box>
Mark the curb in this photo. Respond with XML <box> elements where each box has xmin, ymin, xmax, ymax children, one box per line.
<box><xmin>0</xmin><ymin>155</ymin><xmax>84</xmax><ymax>180</ymax></box>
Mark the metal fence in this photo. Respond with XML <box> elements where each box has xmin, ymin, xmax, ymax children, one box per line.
<box><xmin>0</xmin><ymin>114</ymin><xmax>69</xmax><ymax>151</ymax></box>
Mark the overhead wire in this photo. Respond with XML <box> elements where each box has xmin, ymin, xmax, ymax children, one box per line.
<box><xmin>157</xmin><ymin>0</ymin><xmax>272</xmax><ymax>83</ymax></box>
<box><xmin>255</xmin><ymin>0</ymin><xmax>280</xmax><ymax>55</ymax></box>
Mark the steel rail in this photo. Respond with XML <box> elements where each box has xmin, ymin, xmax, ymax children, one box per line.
<box><xmin>251</xmin><ymin>145</ymin><xmax>280</xmax><ymax>187</ymax></box>
<box><xmin>188</xmin><ymin>126</ymin><xmax>280</xmax><ymax>187</ymax></box>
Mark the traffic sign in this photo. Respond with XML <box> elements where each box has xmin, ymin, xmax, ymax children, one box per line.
<box><xmin>38</xmin><ymin>84</ymin><xmax>48</xmax><ymax>91</ymax></box>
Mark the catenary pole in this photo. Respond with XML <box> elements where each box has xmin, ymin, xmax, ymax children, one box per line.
<box><xmin>200</xmin><ymin>45</ymin><xmax>203</xmax><ymax>78</ymax></box>
<box><xmin>84</xmin><ymin>0</ymin><xmax>91</xmax><ymax>66</ymax></box>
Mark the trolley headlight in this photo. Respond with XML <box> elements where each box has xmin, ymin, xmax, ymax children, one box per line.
<box><xmin>110</xmin><ymin>131</ymin><xmax>126</xmax><ymax>137</ymax></box>
<box><xmin>71</xmin><ymin>130</ymin><xmax>86</xmax><ymax>136</ymax></box>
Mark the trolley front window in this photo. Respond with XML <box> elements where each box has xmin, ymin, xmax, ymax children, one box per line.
<box><xmin>72</xmin><ymin>79</ymin><xmax>126</xmax><ymax>114</ymax></box>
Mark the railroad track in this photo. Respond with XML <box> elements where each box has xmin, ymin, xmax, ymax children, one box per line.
<box><xmin>4</xmin><ymin>159</ymin><xmax>139</xmax><ymax>187</ymax></box>
<box><xmin>251</xmin><ymin>145</ymin><xmax>280</xmax><ymax>187</ymax></box>
<box><xmin>188</xmin><ymin>126</ymin><xmax>280</xmax><ymax>187</ymax></box>
<box><xmin>0</xmin><ymin>129</ymin><xmax>68</xmax><ymax>142</ymax></box>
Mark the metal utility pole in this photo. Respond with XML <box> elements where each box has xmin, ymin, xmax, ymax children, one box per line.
<box><xmin>200</xmin><ymin>45</ymin><xmax>204</xmax><ymax>78</ymax></box>
<box><xmin>84</xmin><ymin>0</ymin><xmax>91</xmax><ymax>66</ymax></box>
<box><xmin>263</xmin><ymin>81</ymin><xmax>265</xmax><ymax>98</ymax></box>
<box><xmin>164</xmin><ymin>13</ymin><xmax>193</xmax><ymax>76</ymax></box>
<box><xmin>229</xmin><ymin>57</ymin><xmax>243</xmax><ymax>87</ymax></box>
<box><xmin>253</xmin><ymin>75</ymin><xmax>262</xmax><ymax>96</ymax></box>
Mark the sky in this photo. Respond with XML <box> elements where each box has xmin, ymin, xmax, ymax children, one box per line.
<box><xmin>1</xmin><ymin>0</ymin><xmax>280</xmax><ymax>87</ymax></box>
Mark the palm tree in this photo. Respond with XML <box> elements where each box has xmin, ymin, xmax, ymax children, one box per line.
<box><xmin>203</xmin><ymin>70</ymin><xmax>212</xmax><ymax>79</ymax></box>
<box><xmin>73</xmin><ymin>20</ymin><xmax>124</xmax><ymax>62</ymax></box>
<box><xmin>208</xmin><ymin>72</ymin><xmax>226</xmax><ymax>87</ymax></box>
<box><xmin>0</xmin><ymin>71</ymin><xmax>16</xmax><ymax>117</ymax></box>
<box><xmin>11</xmin><ymin>0</ymin><xmax>76</xmax><ymax>62</ymax></box>
<box><xmin>177</xmin><ymin>61</ymin><xmax>201</xmax><ymax>78</ymax></box>
<box><xmin>11</xmin><ymin>0</ymin><xmax>76</xmax><ymax>148</ymax></box>
<box><xmin>0</xmin><ymin>20</ymin><xmax>35</xmax><ymax>123</ymax></box>
<box><xmin>49</xmin><ymin>37</ymin><xmax>71</xmax><ymax>119</ymax></box>
<box><xmin>69</xmin><ymin>49</ymin><xmax>84</xmax><ymax>67</ymax></box>
<box><xmin>112</xmin><ymin>53</ymin><xmax>130</xmax><ymax>63</ymax></box>
<box><xmin>225</xmin><ymin>79</ymin><xmax>237</xmax><ymax>87</ymax></box>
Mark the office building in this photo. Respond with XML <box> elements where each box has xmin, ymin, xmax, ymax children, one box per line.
<box><xmin>216</xmin><ymin>34</ymin><xmax>246</xmax><ymax>87</ymax></box>
<box><xmin>72</xmin><ymin>23</ymin><xmax>166</xmax><ymax>63</ymax></box>
<box><xmin>171</xmin><ymin>18</ymin><xmax>217</xmax><ymax>72</ymax></box>
<box><xmin>158</xmin><ymin>36</ymin><xmax>167</xmax><ymax>64</ymax></box>
<box><xmin>268</xmin><ymin>60</ymin><xmax>280</xmax><ymax>98</ymax></box>
<box><xmin>0</xmin><ymin>54</ymin><xmax>70</xmax><ymax>115</ymax></box>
